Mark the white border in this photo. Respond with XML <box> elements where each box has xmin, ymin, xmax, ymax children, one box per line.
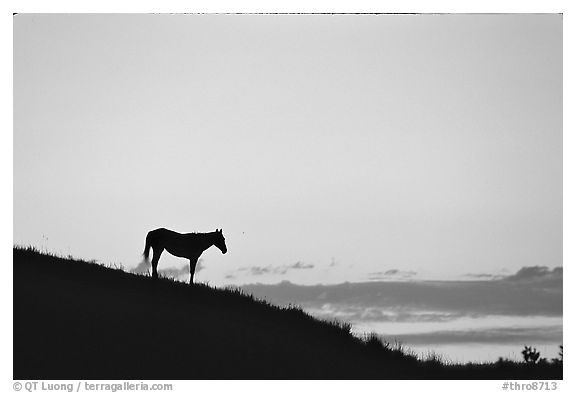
<box><xmin>3</xmin><ymin>1</ymin><xmax>572</xmax><ymax>392</ymax></box>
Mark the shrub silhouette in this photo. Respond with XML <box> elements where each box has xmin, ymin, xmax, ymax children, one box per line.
<box><xmin>552</xmin><ymin>345</ymin><xmax>563</xmax><ymax>365</ymax></box>
<box><xmin>521</xmin><ymin>346</ymin><xmax>541</xmax><ymax>364</ymax></box>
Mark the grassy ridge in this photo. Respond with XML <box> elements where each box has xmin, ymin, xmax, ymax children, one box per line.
<box><xmin>13</xmin><ymin>247</ymin><xmax>562</xmax><ymax>379</ymax></box>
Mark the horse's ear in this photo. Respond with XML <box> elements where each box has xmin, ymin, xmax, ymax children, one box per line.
<box><xmin>218</xmin><ymin>228</ymin><xmax>222</xmax><ymax>233</ymax></box>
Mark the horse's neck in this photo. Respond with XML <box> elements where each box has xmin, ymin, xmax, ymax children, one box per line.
<box><xmin>196</xmin><ymin>232</ymin><xmax>216</xmax><ymax>251</ymax></box>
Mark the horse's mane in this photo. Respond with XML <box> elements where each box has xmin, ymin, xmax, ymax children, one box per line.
<box><xmin>187</xmin><ymin>231</ymin><xmax>218</xmax><ymax>236</ymax></box>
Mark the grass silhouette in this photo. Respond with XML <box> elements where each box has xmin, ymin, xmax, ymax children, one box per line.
<box><xmin>13</xmin><ymin>246</ymin><xmax>562</xmax><ymax>379</ymax></box>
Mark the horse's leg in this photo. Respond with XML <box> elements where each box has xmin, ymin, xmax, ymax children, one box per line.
<box><xmin>188</xmin><ymin>257</ymin><xmax>199</xmax><ymax>285</ymax></box>
<box><xmin>151</xmin><ymin>247</ymin><xmax>163</xmax><ymax>279</ymax></box>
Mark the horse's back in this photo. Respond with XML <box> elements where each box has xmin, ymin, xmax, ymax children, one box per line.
<box><xmin>149</xmin><ymin>227</ymin><xmax>180</xmax><ymax>236</ymax></box>
<box><xmin>147</xmin><ymin>228</ymin><xmax>184</xmax><ymax>243</ymax></box>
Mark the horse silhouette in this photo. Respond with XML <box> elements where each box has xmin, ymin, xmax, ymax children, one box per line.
<box><xmin>143</xmin><ymin>228</ymin><xmax>227</xmax><ymax>284</ymax></box>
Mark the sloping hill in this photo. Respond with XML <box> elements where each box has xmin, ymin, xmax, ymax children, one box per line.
<box><xmin>13</xmin><ymin>247</ymin><xmax>562</xmax><ymax>379</ymax></box>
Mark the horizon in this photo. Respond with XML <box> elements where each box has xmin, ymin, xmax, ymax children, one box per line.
<box><xmin>14</xmin><ymin>245</ymin><xmax>563</xmax><ymax>364</ymax></box>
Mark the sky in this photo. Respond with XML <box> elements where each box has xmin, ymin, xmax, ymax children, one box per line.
<box><xmin>13</xmin><ymin>14</ymin><xmax>562</xmax><ymax>362</ymax></box>
<box><xmin>14</xmin><ymin>14</ymin><xmax>561</xmax><ymax>285</ymax></box>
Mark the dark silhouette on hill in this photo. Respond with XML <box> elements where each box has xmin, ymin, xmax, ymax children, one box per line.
<box><xmin>143</xmin><ymin>228</ymin><xmax>227</xmax><ymax>284</ymax></box>
<box><xmin>13</xmin><ymin>247</ymin><xmax>562</xmax><ymax>380</ymax></box>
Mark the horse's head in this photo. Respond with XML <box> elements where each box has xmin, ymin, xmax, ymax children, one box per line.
<box><xmin>214</xmin><ymin>229</ymin><xmax>227</xmax><ymax>254</ymax></box>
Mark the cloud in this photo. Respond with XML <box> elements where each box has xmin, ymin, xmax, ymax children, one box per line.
<box><xmin>462</xmin><ymin>273</ymin><xmax>505</xmax><ymax>280</ymax></box>
<box><xmin>244</xmin><ymin>266</ymin><xmax>274</xmax><ymax>276</ymax></box>
<box><xmin>238</xmin><ymin>261</ymin><xmax>315</xmax><ymax>276</ymax></box>
<box><xmin>130</xmin><ymin>258</ymin><xmax>204</xmax><ymax>280</ymax></box>
<box><xmin>130</xmin><ymin>259</ymin><xmax>150</xmax><ymax>275</ymax></box>
<box><xmin>368</xmin><ymin>269</ymin><xmax>417</xmax><ymax>280</ymax></box>
<box><xmin>240</xmin><ymin>265</ymin><xmax>563</xmax><ymax>319</ymax></box>
<box><xmin>308</xmin><ymin>303</ymin><xmax>460</xmax><ymax>323</ymax></box>
<box><xmin>385</xmin><ymin>326</ymin><xmax>563</xmax><ymax>345</ymax></box>
<box><xmin>461</xmin><ymin>266</ymin><xmax>561</xmax><ymax>281</ymax></box>
<box><xmin>505</xmin><ymin>266</ymin><xmax>562</xmax><ymax>282</ymax></box>
<box><xmin>158</xmin><ymin>265</ymin><xmax>189</xmax><ymax>280</ymax></box>
<box><xmin>290</xmin><ymin>261</ymin><xmax>314</xmax><ymax>270</ymax></box>
<box><xmin>195</xmin><ymin>259</ymin><xmax>205</xmax><ymax>272</ymax></box>
<box><xmin>238</xmin><ymin>266</ymin><xmax>562</xmax><ymax>351</ymax></box>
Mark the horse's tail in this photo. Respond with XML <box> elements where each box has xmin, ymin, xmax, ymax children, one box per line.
<box><xmin>143</xmin><ymin>232</ymin><xmax>151</xmax><ymax>261</ymax></box>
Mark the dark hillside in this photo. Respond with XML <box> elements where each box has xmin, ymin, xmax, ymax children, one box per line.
<box><xmin>13</xmin><ymin>247</ymin><xmax>562</xmax><ymax>379</ymax></box>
